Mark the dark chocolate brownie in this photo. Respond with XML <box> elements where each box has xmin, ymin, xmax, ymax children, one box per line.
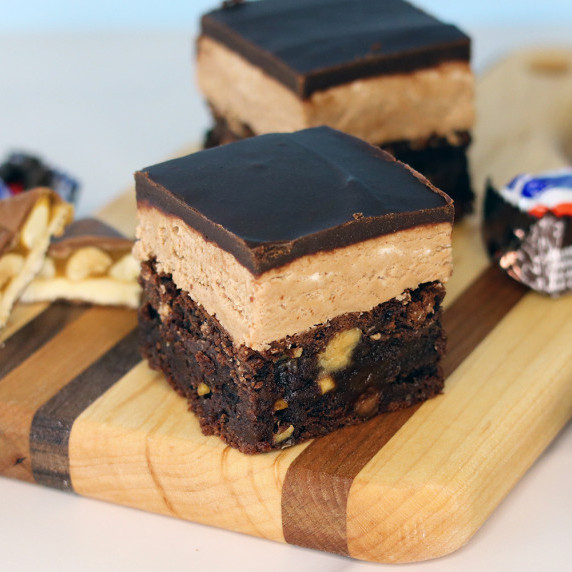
<box><xmin>138</xmin><ymin>261</ymin><xmax>446</xmax><ymax>454</ymax></box>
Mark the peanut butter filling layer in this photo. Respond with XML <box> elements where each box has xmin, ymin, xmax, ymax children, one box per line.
<box><xmin>134</xmin><ymin>204</ymin><xmax>452</xmax><ymax>351</ymax></box>
<box><xmin>197</xmin><ymin>36</ymin><xmax>475</xmax><ymax>146</ymax></box>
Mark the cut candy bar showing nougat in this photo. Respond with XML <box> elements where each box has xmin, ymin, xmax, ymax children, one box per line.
<box><xmin>0</xmin><ymin>188</ymin><xmax>73</xmax><ymax>329</ymax></box>
<box><xmin>22</xmin><ymin>218</ymin><xmax>141</xmax><ymax>308</ymax></box>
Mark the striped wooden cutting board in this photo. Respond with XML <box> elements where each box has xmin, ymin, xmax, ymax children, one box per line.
<box><xmin>1</xmin><ymin>49</ymin><xmax>571</xmax><ymax>564</ymax></box>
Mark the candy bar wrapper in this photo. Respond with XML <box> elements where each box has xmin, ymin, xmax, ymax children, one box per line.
<box><xmin>0</xmin><ymin>152</ymin><xmax>80</xmax><ymax>205</ymax></box>
<box><xmin>483</xmin><ymin>169</ymin><xmax>572</xmax><ymax>297</ymax></box>
<box><xmin>0</xmin><ymin>180</ymin><xmax>11</xmax><ymax>200</ymax></box>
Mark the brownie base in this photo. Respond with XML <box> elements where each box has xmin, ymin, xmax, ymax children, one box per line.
<box><xmin>204</xmin><ymin>115</ymin><xmax>473</xmax><ymax>220</ymax></box>
<box><xmin>138</xmin><ymin>261</ymin><xmax>447</xmax><ymax>454</ymax></box>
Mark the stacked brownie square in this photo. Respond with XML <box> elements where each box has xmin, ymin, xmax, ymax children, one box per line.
<box><xmin>134</xmin><ymin>127</ymin><xmax>453</xmax><ymax>453</ymax></box>
<box><xmin>197</xmin><ymin>0</ymin><xmax>475</xmax><ymax>218</ymax></box>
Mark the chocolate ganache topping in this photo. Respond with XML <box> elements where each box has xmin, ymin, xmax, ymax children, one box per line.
<box><xmin>136</xmin><ymin>127</ymin><xmax>453</xmax><ymax>275</ymax></box>
<box><xmin>201</xmin><ymin>0</ymin><xmax>470</xmax><ymax>98</ymax></box>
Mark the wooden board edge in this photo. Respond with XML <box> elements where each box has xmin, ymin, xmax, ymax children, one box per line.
<box><xmin>344</xmin><ymin>291</ymin><xmax>572</xmax><ymax>563</ymax></box>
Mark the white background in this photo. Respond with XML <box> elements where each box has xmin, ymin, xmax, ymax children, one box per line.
<box><xmin>2</xmin><ymin>0</ymin><xmax>572</xmax><ymax>30</ymax></box>
<box><xmin>0</xmin><ymin>1</ymin><xmax>571</xmax><ymax>571</ymax></box>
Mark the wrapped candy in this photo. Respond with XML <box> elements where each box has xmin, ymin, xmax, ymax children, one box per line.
<box><xmin>483</xmin><ymin>168</ymin><xmax>572</xmax><ymax>297</ymax></box>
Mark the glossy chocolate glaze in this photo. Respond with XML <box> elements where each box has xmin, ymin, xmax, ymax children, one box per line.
<box><xmin>204</xmin><ymin>114</ymin><xmax>474</xmax><ymax>219</ymax></box>
<box><xmin>135</xmin><ymin>127</ymin><xmax>453</xmax><ymax>276</ymax></box>
<box><xmin>201</xmin><ymin>0</ymin><xmax>470</xmax><ymax>98</ymax></box>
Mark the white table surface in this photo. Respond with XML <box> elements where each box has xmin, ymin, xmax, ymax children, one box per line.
<box><xmin>0</xmin><ymin>26</ymin><xmax>571</xmax><ymax>572</ymax></box>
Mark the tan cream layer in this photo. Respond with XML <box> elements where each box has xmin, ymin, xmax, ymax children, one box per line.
<box><xmin>135</xmin><ymin>205</ymin><xmax>452</xmax><ymax>351</ymax></box>
<box><xmin>197</xmin><ymin>36</ymin><xmax>475</xmax><ymax>146</ymax></box>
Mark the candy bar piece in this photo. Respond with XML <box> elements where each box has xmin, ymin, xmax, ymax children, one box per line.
<box><xmin>134</xmin><ymin>127</ymin><xmax>454</xmax><ymax>453</ymax></box>
<box><xmin>198</xmin><ymin>0</ymin><xmax>475</xmax><ymax>218</ymax></box>
<box><xmin>484</xmin><ymin>168</ymin><xmax>572</xmax><ymax>297</ymax></box>
<box><xmin>0</xmin><ymin>188</ymin><xmax>73</xmax><ymax>329</ymax></box>
<box><xmin>21</xmin><ymin>218</ymin><xmax>141</xmax><ymax>308</ymax></box>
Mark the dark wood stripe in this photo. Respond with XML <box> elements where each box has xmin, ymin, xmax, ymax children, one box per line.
<box><xmin>282</xmin><ymin>405</ymin><xmax>422</xmax><ymax>555</ymax></box>
<box><xmin>29</xmin><ymin>328</ymin><xmax>141</xmax><ymax>491</ymax></box>
<box><xmin>282</xmin><ymin>266</ymin><xmax>528</xmax><ymax>554</ymax></box>
<box><xmin>441</xmin><ymin>266</ymin><xmax>529</xmax><ymax>377</ymax></box>
<box><xmin>0</xmin><ymin>304</ymin><xmax>86</xmax><ymax>381</ymax></box>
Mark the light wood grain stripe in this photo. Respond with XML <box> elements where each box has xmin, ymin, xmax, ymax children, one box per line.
<box><xmin>0</xmin><ymin>307</ymin><xmax>136</xmax><ymax>482</ymax></box>
<box><xmin>281</xmin><ymin>266</ymin><xmax>527</xmax><ymax>554</ymax></box>
<box><xmin>69</xmin><ymin>363</ymin><xmax>308</xmax><ymax>543</ymax></box>
<box><xmin>0</xmin><ymin>304</ymin><xmax>86</xmax><ymax>380</ymax></box>
<box><xmin>30</xmin><ymin>329</ymin><xmax>141</xmax><ymax>491</ymax></box>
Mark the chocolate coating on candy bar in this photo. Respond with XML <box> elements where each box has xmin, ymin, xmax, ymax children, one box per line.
<box><xmin>0</xmin><ymin>188</ymin><xmax>54</xmax><ymax>256</ymax></box>
<box><xmin>201</xmin><ymin>0</ymin><xmax>470</xmax><ymax>98</ymax></box>
<box><xmin>49</xmin><ymin>218</ymin><xmax>133</xmax><ymax>259</ymax></box>
<box><xmin>135</xmin><ymin>127</ymin><xmax>453</xmax><ymax>276</ymax></box>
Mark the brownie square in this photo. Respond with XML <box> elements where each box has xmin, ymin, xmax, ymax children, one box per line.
<box><xmin>134</xmin><ymin>127</ymin><xmax>454</xmax><ymax>453</ymax></box>
<box><xmin>197</xmin><ymin>0</ymin><xmax>475</xmax><ymax>217</ymax></box>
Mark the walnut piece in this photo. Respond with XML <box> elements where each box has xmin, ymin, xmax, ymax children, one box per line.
<box><xmin>318</xmin><ymin>375</ymin><xmax>336</xmax><ymax>395</ymax></box>
<box><xmin>273</xmin><ymin>399</ymin><xmax>288</xmax><ymax>411</ymax></box>
<box><xmin>318</xmin><ymin>328</ymin><xmax>362</xmax><ymax>373</ymax></box>
<box><xmin>197</xmin><ymin>382</ymin><xmax>211</xmax><ymax>396</ymax></box>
